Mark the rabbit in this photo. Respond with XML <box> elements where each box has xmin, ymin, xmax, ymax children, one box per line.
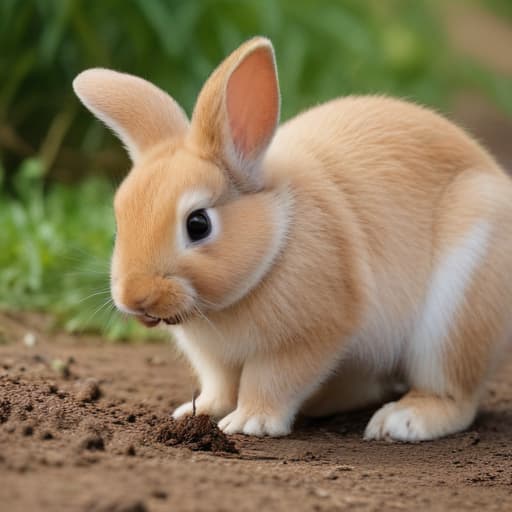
<box><xmin>73</xmin><ymin>37</ymin><xmax>512</xmax><ymax>441</ymax></box>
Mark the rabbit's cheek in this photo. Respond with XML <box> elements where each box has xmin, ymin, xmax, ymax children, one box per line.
<box><xmin>177</xmin><ymin>189</ymin><xmax>291</xmax><ymax>310</ymax></box>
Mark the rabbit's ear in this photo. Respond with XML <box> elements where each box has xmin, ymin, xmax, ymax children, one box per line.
<box><xmin>73</xmin><ymin>69</ymin><xmax>189</xmax><ymax>163</ymax></box>
<box><xmin>190</xmin><ymin>37</ymin><xmax>280</xmax><ymax>191</ymax></box>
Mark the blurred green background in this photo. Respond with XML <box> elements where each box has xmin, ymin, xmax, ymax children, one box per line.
<box><xmin>1</xmin><ymin>0</ymin><xmax>512</xmax><ymax>340</ymax></box>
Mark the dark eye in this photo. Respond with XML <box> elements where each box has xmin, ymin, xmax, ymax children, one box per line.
<box><xmin>186</xmin><ymin>209</ymin><xmax>211</xmax><ymax>242</ymax></box>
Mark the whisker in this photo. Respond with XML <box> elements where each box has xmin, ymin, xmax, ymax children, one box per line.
<box><xmin>64</xmin><ymin>269</ymin><xmax>110</xmax><ymax>277</ymax></box>
<box><xmin>196</xmin><ymin>297</ymin><xmax>222</xmax><ymax>310</ymax></box>
<box><xmin>104</xmin><ymin>303</ymin><xmax>119</xmax><ymax>333</ymax></box>
<box><xmin>79</xmin><ymin>296</ymin><xmax>114</xmax><ymax>333</ymax></box>
<box><xmin>75</xmin><ymin>289</ymin><xmax>112</xmax><ymax>304</ymax></box>
<box><xmin>60</xmin><ymin>252</ymin><xmax>109</xmax><ymax>267</ymax></box>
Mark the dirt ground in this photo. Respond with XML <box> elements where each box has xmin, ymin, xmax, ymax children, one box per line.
<box><xmin>0</xmin><ymin>312</ymin><xmax>511</xmax><ymax>512</ymax></box>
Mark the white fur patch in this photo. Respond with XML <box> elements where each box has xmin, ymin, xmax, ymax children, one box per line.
<box><xmin>218</xmin><ymin>408</ymin><xmax>292</xmax><ymax>437</ymax></box>
<box><xmin>364</xmin><ymin>398</ymin><xmax>478</xmax><ymax>441</ymax></box>
<box><xmin>172</xmin><ymin>325</ymin><xmax>225</xmax><ymax>386</ymax></box>
<box><xmin>407</xmin><ymin>220</ymin><xmax>491</xmax><ymax>392</ymax></box>
<box><xmin>173</xmin><ymin>315</ymin><xmax>260</xmax><ymax>364</ymax></box>
<box><xmin>364</xmin><ymin>402</ymin><xmax>428</xmax><ymax>441</ymax></box>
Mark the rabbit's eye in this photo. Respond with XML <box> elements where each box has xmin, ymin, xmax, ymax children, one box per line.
<box><xmin>186</xmin><ymin>209</ymin><xmax>211</xmax><ymax>242</ymax></box>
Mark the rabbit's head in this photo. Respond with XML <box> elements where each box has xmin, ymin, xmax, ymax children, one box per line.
<box><xmin>74</xmin><ymin>38</ymin><xmax>291</xmax><ymax>326</ymax></box>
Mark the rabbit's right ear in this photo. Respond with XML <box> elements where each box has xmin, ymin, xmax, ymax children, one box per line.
<box><xmin>189</xmin><ymin>37</ymin><xmax>280</xmax><ymax>191</ymax></box>
<box><xmin>73</xmin><ymin>69</ymin><xmax>189</xmax><ymax>163</ymax></box>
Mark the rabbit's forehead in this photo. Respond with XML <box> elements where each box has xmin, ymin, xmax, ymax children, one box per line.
<box><xmin>114</xmin><ymin>148</ymin><xmax>226</xmax><ymax>216</ymax></box>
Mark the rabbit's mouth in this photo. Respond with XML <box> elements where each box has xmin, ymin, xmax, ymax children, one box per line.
<box><xmin>136</xmin><ymin>313</ymin><xmax>187</xmax><ymax>328</ymax></box>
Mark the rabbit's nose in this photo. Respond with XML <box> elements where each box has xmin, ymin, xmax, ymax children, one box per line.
<box><xmin>121</xmin><ymin>293</ymin><xmax>156</xmax><ymax>316</ymax></box>
<box><xmin>115</xmin><ymin>275</ymin><xmax>157</xmax><ymax>314</ymax></box>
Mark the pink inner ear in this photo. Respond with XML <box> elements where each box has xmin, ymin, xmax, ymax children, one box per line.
<box><xmin>226</xmin><ymin>47</ymin><xmax>279</xmax><ymax>160</ymax></box>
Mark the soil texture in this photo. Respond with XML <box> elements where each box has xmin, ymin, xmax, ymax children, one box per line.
<box><xmin>1</xmin><ymin>312</ymin><xmax>512</xmax><ymax>512</ymax></box>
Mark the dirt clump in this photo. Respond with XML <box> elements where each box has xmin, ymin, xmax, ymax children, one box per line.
<box><xmin>155</xmin><ymin>414</ymin><xmax>238</xmax><ymax>454</ymax></box>
<box><xmin>76</xmin><ymin>378</ymin><xmax>102</xmax><ymax>402</ymax></box>
<box><xmin>79</xmin><ymin>433</ymin><xmax>105</xmax><ymax>451</ymax></box>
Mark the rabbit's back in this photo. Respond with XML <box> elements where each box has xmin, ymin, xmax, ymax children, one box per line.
<box><xmin>265</xmin><ymin>95</ymin><xmax>512</xmax><ymax>372</ymax></box>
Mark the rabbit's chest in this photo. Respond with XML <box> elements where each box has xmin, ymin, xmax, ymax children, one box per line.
<box><xmin>172</xmin><ymin>320</ymin><xmax>262</xmax><ymax>364</ymax></box>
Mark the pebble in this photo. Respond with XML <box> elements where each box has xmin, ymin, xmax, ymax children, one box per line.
<box><xmin>23</xmin><ymin>332</ymin><xmax>37</xmax><ymax>347</ymax></box>
<box><xmin>76</xmin><ymin>379</ymin><xmax>102</xmax><ymax>402</ymax></box>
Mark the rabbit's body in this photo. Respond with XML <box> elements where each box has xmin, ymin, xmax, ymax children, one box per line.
<box><xmin>74</xmin><ymin>38</ymin><xmax>512</xmax><ymax>441</ymax></box>
<box><xmin>173</xmin><ymin>95</ymin><xmax>512</xmax><ymax>439</ymax></box>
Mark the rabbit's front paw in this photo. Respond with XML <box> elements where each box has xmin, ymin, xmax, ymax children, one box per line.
<box><xmin>218</xmin><ymin>408</ymin><xmax>292</xmax><ymax>437</ymax></box>
<box><xmin>364</xmin><ymin>402</ymin><xmax>427</xmax><ymax>442</ymax></box>
<box><xmin>172</xmin><ymin>394</ymin><xmax>235</xmax><ymax>420</ymax></box>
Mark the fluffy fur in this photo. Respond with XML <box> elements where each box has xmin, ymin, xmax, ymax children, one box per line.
<box><xmin>73</xmin><ymin>37</ymin><xmax>512</xmax><ymax>441</ymax></box>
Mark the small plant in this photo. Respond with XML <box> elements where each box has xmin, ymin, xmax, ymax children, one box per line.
<box><xmin>0</xmin><ymin>159</ymin><xmax>160</xmax><ymax>340</ymax></box>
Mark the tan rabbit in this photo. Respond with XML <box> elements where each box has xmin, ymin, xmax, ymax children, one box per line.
<box><xmin>73</xmin><ymin>37</ymin><xmax>512</xmax><ymax>441</ymax></box>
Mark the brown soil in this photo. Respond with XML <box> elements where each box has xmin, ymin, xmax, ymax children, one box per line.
<box><xmin>1</xmin><ymin>311</ymin><xmax>512</xmax><ymax>512</ymax></box>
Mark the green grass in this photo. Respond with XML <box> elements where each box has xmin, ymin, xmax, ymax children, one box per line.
<box><xmin>0</xmin><ymin>159</ymin><xmax>157</xmax><ymax>340</ymax></box>
<box><xmin>1</xmin><ymin>1</ymin><xmax>512</xmax><ymax>339</ymax></box>
<box><xmin>2</xmin><ymin>0</ymin><xmax>512</xmax><ymax>184</ymax></box>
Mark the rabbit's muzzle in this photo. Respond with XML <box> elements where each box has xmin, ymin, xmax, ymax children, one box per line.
<box><xmin>112</xmin><ymin>273</ymin><xmax>195</xmax><ymax>328</ymax></box>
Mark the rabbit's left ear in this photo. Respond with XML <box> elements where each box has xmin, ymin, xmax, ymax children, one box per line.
<box><xmin>73</xmin><ymin>69</ymin><xmax>189</xmax><ymax>163</ymax></box>
<box><xmin>190</xmin><ymin>37</ymin><xmax>280</xmax><ymax>191</ymax></box>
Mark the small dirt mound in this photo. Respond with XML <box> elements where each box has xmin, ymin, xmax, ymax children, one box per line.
<box><xmin>79</xmin><ymin>433</ymin><xmax>105</xmax><ymax>451</ymax></box>
<box><xmin>155</xmin><ymin>415</ymin><xmax>238</xmax><ymax>454</ymax></box>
